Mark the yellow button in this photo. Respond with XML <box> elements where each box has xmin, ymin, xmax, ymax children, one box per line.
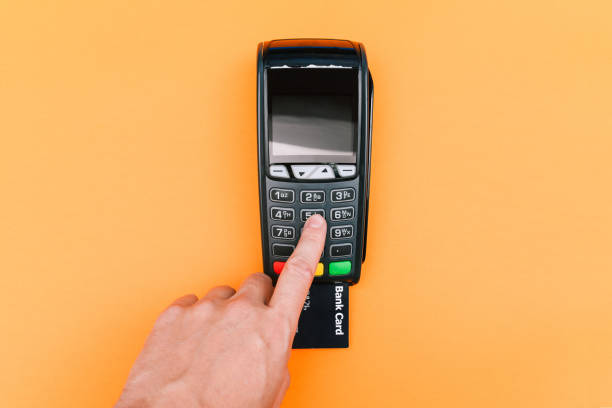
<box><xmin>314</xmin><ymin>262</ymin><xmax>324</xmax><ymax>277</ymax></box>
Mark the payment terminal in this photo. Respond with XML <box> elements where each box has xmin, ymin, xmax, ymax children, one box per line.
<box><xmin>257</xmin><ymin>39</ymin><xmax>373</xmax><ymax>347</ymax></box>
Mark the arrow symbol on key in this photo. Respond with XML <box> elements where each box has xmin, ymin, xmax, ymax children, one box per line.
<box><xmin>299</xmin><ymin>171</ymin><xmax>305</xmax><ymax>176</ymax></box>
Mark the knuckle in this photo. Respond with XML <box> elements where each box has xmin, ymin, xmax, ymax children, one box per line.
<box><xmin>157</xmin><ymin>304</ymin><xmax>184</xmax><ymax>324</ymax></box>
<box><xmin>210</xmin><ymin>284</ymin><xmax>230</xmax><ymax>292</ymax></box>
<box><xmin>209</xmin><ymin>285</ymin><xmax>236</xmax><ymax>298</ymax></box>
<box><xmin>242</xmin><ymin>273</ymin><xmax>272</xmax><ymax>291</ymax></box>
<box><xmin>221</xmin><ymin>284</ymin><xmax>236</xmax><ymax>292</ymax></box>
<box><xmin>251</xmin><ymin>275</ymin><xmax>272</xmax><ymax>290</ymax></box>
<box><xmin>193</xmin><ymin>297</ymin><xmax>215</xmax><ymax>311</ymax></box>
<box><xmin>251</xmin><ymin>272</ymin><xmax>272</xmax><ymax>285</ymax></box>
<box><xmin>165</xmin><ymin>304</ymin><xmax>184</xmax><ymax>315</ymax></box>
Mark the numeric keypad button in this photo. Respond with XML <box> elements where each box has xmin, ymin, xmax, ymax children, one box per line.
<box><xmin>300</xmin><ymin>209</ymin><xmax>325</xmax><ymax>222</ymax></box>
<box><xmin>270</xmin><ymin>207</ymin><xmax>294</xmax><ymax>221</ymax></box>
<box><xmin>269</xmin><ymin>188</ymin><xmax>294</xmax><ymax>203</ymax></box>
<box><xmin>300</xmin><ymin>190</ymin><xmax>325</xmax><ymax>203</ymax></box>
<box><xmin>271</xmin><ymin>225</ymin><xmax>295</xmax><ymax>240</ymax></box>
<box><xmin>331</xmin><ymin>188</ymin><xmax>355</xmax><ymax>202</ymax></box>
<box><xmin>330</xmin><ymin>243</ymin><xmax>352</xmax><ymax>257</ymax></box>
<box><xmin>272</xmin><ymin>244</ymin><xmax>295</xmax><ymax>257</ymax></box>
<box><xmin>330</xmin><ymin>225</ymin><xmax>353</xmax><ymax>239</ymax></box>
<box><xmin>330</xmin><ymin>207</ymin><xmax>354</xmax><ymax>221</ymax></box>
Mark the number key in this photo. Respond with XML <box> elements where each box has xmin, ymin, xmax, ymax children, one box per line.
<box><xmin>270</xmin><ymin>188</ymin><xmax>294</xmax><ymax>203</ymax></box>
<box><xmin>271</xmin><ymin>225</ymin><xmax>295</xmax><ymax>240</ymax></box>
<box><xmin>330</xmin><ymin>207</ymin><xmax>354</xmax><ymax>221</ymax></box>
<box><xmin>300</xmin><ymin>190</ymin><xmax>325</xmax><ymax>203</ymax></box>
<box><xmin>270</xmin><ymin>207</ymin><xmax>294</xmax><ymax>221</ymax></box>
<box><xmin>331</xmin><ymin>188</ymin><xmax>355</xmax><ymax>202</ymax></box>
<box><xmin>330</xmin><ymin>225</ymin><xmax>353</xmax><ymax>239</ymax></box>
<box><xmin>300</xmin><ymin>209</ymin><xmax>324</xmax><ymax>222</ymax></box>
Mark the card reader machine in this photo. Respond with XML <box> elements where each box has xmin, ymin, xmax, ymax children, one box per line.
<box><xmin>257</xmin><ymin>39</ymin><xmax>373</xmax><ymax>347</ymax></box>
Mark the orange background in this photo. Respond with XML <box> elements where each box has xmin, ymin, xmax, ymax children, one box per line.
<box><xmin>1</xmin><ymin>0</ymin><xmax>612</xmax><ymax>407</ymax></box>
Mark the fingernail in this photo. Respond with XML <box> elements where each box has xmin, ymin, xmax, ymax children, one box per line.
<box><xmin>306</xmin><ymin>214</ymin><xmax>324</xmax><ymax>228</ymax></box>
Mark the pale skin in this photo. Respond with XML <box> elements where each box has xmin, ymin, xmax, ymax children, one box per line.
<box><xmin>115</xmin><ymin>214</ymin><xmax>327</xmax><ymax>408</ymax></box>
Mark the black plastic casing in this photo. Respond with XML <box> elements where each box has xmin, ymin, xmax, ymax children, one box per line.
<box><xmin>257</xmin><ymin>39</ymin><xmax>373</xmax><ymax>285</ymax></box>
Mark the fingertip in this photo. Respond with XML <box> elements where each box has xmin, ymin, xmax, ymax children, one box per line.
<box><xmin>305</xmin><ymin>214</ymin><xmax>326</xmax><ymax>229</ymax></box>
<box><xmin>235</xmin><ymin>273</ymin><xmax>274</xmax><ymax>304</ymax></box>
<box><xmin>170</xmin><ymin>293</ymin><xmax>199</xmax><ymax>307</ymax></box>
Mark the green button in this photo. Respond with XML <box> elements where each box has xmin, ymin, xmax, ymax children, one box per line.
<box><xmin>329</xmin><ymin>261</ymin><xmax>352</xmax><ymax>276</ymax></box>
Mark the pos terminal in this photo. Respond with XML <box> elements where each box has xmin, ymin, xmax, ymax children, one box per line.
<box><xmin>257</xmin><ymin>39</ymin><xmax>373</xmax><ymax>348</ymax></box>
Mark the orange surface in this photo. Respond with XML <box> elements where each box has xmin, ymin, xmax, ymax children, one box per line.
<box><xmin>1</xmin><ymin>1</ymin><xmax>612</xmax><ymax>407</ymax></box>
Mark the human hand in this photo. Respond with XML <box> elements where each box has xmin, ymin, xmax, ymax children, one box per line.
<box><xmin>115</xmin><ymin>214</ymin><xmax>327</xmax><ymax>408</ymax></box>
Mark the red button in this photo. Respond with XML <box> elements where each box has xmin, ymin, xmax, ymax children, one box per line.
<box><xmin>273</xmin><ymin>261</ymin><xmax>285</xmax><ymax>274</ymax></box>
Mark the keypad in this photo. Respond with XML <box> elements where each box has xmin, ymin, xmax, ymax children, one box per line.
<box><xmin>270</xmin><ymin>207</ymin><xmax>294</xmax><ymax>221</ymax></box>
<box><xmin>300</xmin><ymin>209</ymin><xmax>325</xmax><ymax>221</ymax></box>
<box><xmin>270</xmin><ymin>188</ymin><xmax>294</xmax><ymax>203</ymax></box>
<box><xmin>268</xmin><ymin>183</ymin><xmax>357</xmax><ymax>278</ymax></box>
<box><xmin>330</xmin><ymin>207</ymin><xmax>354</xmax><ymax>221</ymax></box>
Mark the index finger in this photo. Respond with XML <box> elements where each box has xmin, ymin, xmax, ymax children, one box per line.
<box><xmin>269</xmin><ymin>214</ymin><xmax>327</xmax><ymax>328</ymax></box>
